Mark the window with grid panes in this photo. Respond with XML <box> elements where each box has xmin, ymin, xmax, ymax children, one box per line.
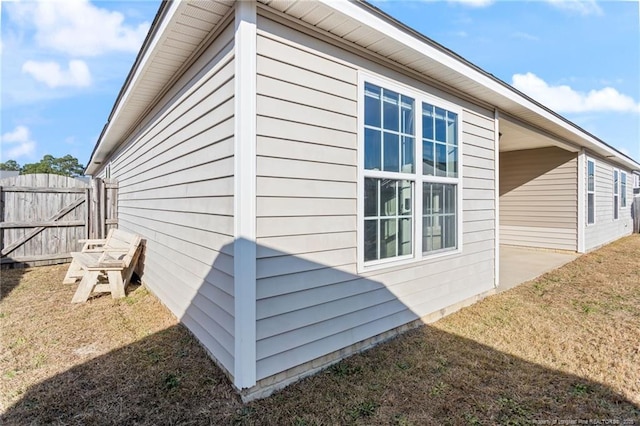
<box><xmin>362</xmin><ymin>81</ymin><xmax>460</xmax><ymax>266</ymax></box>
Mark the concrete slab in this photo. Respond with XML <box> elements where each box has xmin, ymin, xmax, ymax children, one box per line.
<box><xmin>498</xmin><ymin>245</ymin><xmax>579</xmax><ymax>293</ymax></box>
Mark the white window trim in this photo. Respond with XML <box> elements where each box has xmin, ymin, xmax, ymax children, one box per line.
<box><xmin>586</xmin><ymin>157</ymin><xmax>596</xmax><ymax>226</ymax></box>
<box><xmin>620</xmin><ymin>171</ymin><xmax>627</xmax><ymax>208</ymax></box>
<box><xmin>357</xmin><ymin>71</ymin><xmax>464</xmax><ymax>273</ymax></box>
<box><xmin>613</xmin><ymin>168</ymin><xmax>620</xmax><ymax>221</ymax></box>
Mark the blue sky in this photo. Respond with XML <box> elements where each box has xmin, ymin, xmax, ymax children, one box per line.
<box><xmin>1</xmin><ymin>0</ymin><xmax>639</xmax><ymax>169</ymax></box>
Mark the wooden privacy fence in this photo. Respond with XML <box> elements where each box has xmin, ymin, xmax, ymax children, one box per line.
<box><xmin>0</xmin><ymin>174</ymin><xmax>117</xmax><ymax>267</ymax></box>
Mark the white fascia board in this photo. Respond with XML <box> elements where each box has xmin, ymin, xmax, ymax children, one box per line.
<box><xmin>233</xmin><ymin>0</ymin><xmax>258</xmax><ymax>390</ymax></box>
<box><xmin>87</xmin><ymin>0</ymin><xmax>184</xmax><ymax>175</ymax></box>
<box><xmin>317</xmin><ymin>0</ymin><xmax>640</xmax><ymax>172</ymax></box>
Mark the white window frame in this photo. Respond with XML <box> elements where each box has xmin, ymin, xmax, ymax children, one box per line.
<box><xmin>586</xmin><ymin>158</ymin><xmax>595</xmax><ymax>225</ymax></box>
<box><xmin>620</xmin><ymin>171</ymin><xmax>627</xmax><ymax>208</ymax></box>
<box><xmin>357</xmin><ymin>72</ymin><xmax>463</xmax><ymax>273</ymax></box>
<box><xmin>613</xmin><ymin>168</ymin><xmax>619</xmax><ymax>220</ymax></box>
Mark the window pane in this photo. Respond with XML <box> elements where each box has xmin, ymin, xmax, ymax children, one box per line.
<box><xmin>364</xmin><ymin>83</ymin><xmax>381</xmax><ymax>127</ymax></box>
<box><xmin>364</xmin><ymin>178</ymin><xmax>378</xmax><ymax>217</ymax></box>
<box><xmin>401</xmin><ymin>95</ymin><xmax>414</xmax><ymax>134</ymax></box>
<box><xmin>614</xmin><ymin>196</ymin><xmax>619</xmax><ymax>219</ymax></box>
<box><xmin>383</xmin><ymin>90</ymin><xmax>399</xmax><ymax>132</ymax></box>
<box><xmin>587</xmin><ymin>175</ymin><xmax>594</xmax><ymax>192</ymax></box>
<box><xmin>614</xmin><ymin>171</ymin><xmax>619</xmax><ymax>194</ymax></box>
<box><xmin>587</xmin><ymin>194</ymin><xmax>595</xmax><ymax>224</ymax></box>
<box><xmin>383</xmin><ymin>132</ymin><xmax>399</xmax><ymax>172</ymax></box>
<box><xmin>422</xmin><ymin>105</ymin><xmax>434</xmax><ymax>140</ymax></box>
<box><xmin>444</xmin><ymin>184</ymin><xmax>456</xmax><ymax>214</ymax></box>
<box><xmin>364</xmin><ymin>220</ymin><xmax>378</xmax><ymax>261</ymax></box>
<box><xmin>380</xmin><ymin>179</ymin><xmax>397</xmax><ymax>216</ymax></box>
<box><xmin>447</xmin><ymin>112</ymin><xmax>458</xmax><ymax>145</ymax></box>
<box><xmin>447</xmin><ymin>146</ymin><xmax>458</xmax><ymax>178</ymax></box>
<box><xmin>398</xmin><ymin>218</ymin><xmax>412</xmax><ymax>256</ymax></box>
<box><xmin>431</xmin><ymin>183</ymin><xmax>444</xmax><ymax>213</ymax></box>
<box><xmin>431</xmin><ymin>215</ymin><xmax>443</xmax><ymax>250</ymax></box>
<box><xmin>435</xmin><ymin>143</ymin><xmax>447</xmax><ymax>177</ymax></box>
<box><xmin>399</xmin><ymin>180</ymin><xmax>412</xmax><ymax>215</ymax></box>
<box><xmin>443</xmin><ymin>215</ymin><xmax>456</xmax><ymax>249</ymax></box>
<box><xmin>423</xmin><ymin>216</ymin><xmax>433</xmax><ymax>252</ymax></box>
<box><xmin>364</xmin><ymin>128</ymin><xmax>381</xmax><ymax>170</ymax></box>
<box><xmin>401</xmin><ymin>136</ymin><xmax>414</xmax><ymax>173</ymax></box>
<box><xmin>423</xmin><ymin>183</ymin><xmax>457</xmax><ymax>253</ymax></box>
<box><xmin>423</xmin><ymin>183</ymin><xmax>432</xmax><ymax>215</ymax></box>
<box><xmin>423</xmin><ymin>141</ymin><xmax>434</xmax><ymax>176</ymax></box>
<box><xmin>435</xmin><ymin>107</ymin><xmax>446</xmax><ymax>142</ymax></box>
<box><xmin>380</xmin><ymin>218</ymin><xmax>397</xmax><ymax>259</ymax></box>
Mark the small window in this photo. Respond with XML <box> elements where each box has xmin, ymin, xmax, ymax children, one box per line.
<box><xmin>613</xmin><ymin>169</ymin><xmax>619</xmax><ymax>220</ymax></box>
<box><xmin>587</xmin><ymin>159</ymin><xmax>595</xmax><ymax>225</ymax></box>
<box><xmin>620</xmin><ymin>171</ymin><xmax>627</xmax><ymax>208</ymax></box>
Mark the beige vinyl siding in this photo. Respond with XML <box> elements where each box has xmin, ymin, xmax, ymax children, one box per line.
<box><xmin>584</xmin><ymin>157</ymin><xmax>633</xmax><ymax>250</ymax></box>
<box><xmin>499</xmin><ymin>147</ymin><xmax>578</xmax><ymax>251</ymax></box>
<box><xmin>254</xmin><ymin>16</ymin><xmax>495</xmax><ymax>381</ymax></box>
<box><xmin>107</xmin><ymin>23</ymin><xmax>236</xmax><ymax>375</ymax></box>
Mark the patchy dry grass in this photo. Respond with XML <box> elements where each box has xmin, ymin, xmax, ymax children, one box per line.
<box><xmin>1</xmin><ymin>235</ymin><xmax>639</xmax><ymax>425</ymax></box>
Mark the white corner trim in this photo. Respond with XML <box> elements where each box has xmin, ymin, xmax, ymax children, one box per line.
<box><xmin>577</xmin><ymin>149</ymin><xmax>586</xmax><ymax>253</ymax></box>
<box><xmin>233</xmin><ymin>0</ymin><xmax>257</xmax><ymax>390</ymax></box>
<box><xmin>493</xmin><ymin>109</ymin><xmax>500</xmax><ymax>288</ymax></box>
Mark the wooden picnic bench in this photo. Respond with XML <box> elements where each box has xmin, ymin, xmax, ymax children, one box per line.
<box><xmin>63</xmin><ymin>229</ymin><xmax>142</xmax><ymax>303</ymax></box>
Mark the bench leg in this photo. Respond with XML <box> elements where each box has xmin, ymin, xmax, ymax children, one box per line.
<box><xmin>63</xmin><ymin>259</ymin><xmax>83</xmax><ymax>284</ymax></box>
<box><xmin>107</xmin><ymin>271</ymin><xmax>125</xmax><ymax>299</ymax></box>
<box><xmin>71</xmin><ymin>271</ymin><xmax>99</xmax><ymax>303</ymax></box>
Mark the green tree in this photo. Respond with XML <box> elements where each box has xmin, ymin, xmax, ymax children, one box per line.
<box><xmin>21</xmin><ymin>155</ymin><xmax>85</xmax><ymax>177</ymax></box>
<box><xmin>0</xmin><ymin>160</ymin><xmax>21</xmax><ymax>171</ymax></box>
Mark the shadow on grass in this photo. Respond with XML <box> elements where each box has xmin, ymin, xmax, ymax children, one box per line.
<box><xmin>3</xmin><ymin>322</ymin><xmax>638</xmax><ymax>425</ymax></box>
<box><xmin>0</xmin><ymin>262</ymin><xmax>27</xmax><ymax>301</ymax></box>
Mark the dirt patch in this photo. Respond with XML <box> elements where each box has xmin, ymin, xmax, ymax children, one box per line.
<box><xmin>1</xmin><ymin>236</ymin><xmax>639</xmax><ymax>424</ymax></box>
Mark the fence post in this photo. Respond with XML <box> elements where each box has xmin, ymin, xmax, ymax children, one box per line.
<box><xmin>0</xmin><ymin>186</ymin><xmax>3</xmax><ymax>252</ymax></box>
<box><xmin>84</xmin><ymin>187</ymin><xmax>91</xmax><ymax>239</ymax></box>
<box><xmin>90</xmin><ymin>178</ymin><xmax>101</xmax><ymax>239</ymax></box>
<box><xmin>99</xmin><ymin>178</ymin><xmax>106</xmax><ymax>238</ymax></box>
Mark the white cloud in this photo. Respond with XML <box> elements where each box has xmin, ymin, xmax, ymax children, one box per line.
<box><xmin>512</xmin><ymin>72</ymin><xmax>640</xmax><ymax>114</ymax></box>
<box><xmin>545</xmin><ymin>0</ymin><xmax>603</xmax><ymax>16</ymax></box>
<box><xmin>22</xmin><ymin>60</ymin><xmax>92</xmax><ymax>88</ymax></box>
<box><xmin>448</xmin><ymin>0</ymin><xmax>494</xmax><ymax>6</ymax></box>
<box><xmin>1</xmin><ymin>126</ymin><xmax>37</xmax><ymax>160</ymax></box>
<box><xmin>8</xmin><ymin>0</ymin><xmax>149</xmax><ymax>56</ymax></box>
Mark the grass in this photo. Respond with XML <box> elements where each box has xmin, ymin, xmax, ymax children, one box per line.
<box><xmin>1</xmin><ymin>235</ymin><xmax>639</xmax><ymax>425</ymax></box>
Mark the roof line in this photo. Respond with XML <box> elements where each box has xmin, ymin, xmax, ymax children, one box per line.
<box><xmin>86</xmin><ymin>0</ymin><xmax>172</xmax><ymax>174</ymax></box>
<box><xmin>356</xmin><ymin>0</ymin><xmax>639</xmax><ymax>167</ymax></box>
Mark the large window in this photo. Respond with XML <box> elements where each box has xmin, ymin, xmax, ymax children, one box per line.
<box><xmin>621</xmin><ymin>171</ymin><xmax>627</xmax><ymax>208</ymax></box>
<box><xmin>613</xmin><ymin>169</ymin><xmax>619</xmax><ymax>220</ymax></box>
<box><xmin>587</xmin><ymin>159</ymin><xmax>595</xmax><ymax>225</ymax></box>
<box><xmin>362</xmin><ymin>79</ymin><xmax>461</xmax><ymax>268</ymax></box>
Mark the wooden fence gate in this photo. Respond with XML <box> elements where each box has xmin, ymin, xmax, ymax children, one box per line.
<box><xmin>0</xmin><ymin>174</ymin><xmax>117</xmax><ymax>267</ymax></box>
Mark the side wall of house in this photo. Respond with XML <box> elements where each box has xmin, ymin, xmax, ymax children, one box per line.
<box><xmin>584</xmin><ymin>155</ymin><xmax>634</xmax><ymax>250</ymax></box>
<box><xmin>254</xmin><ymin>14</ymin><xmax>496</xmax><ymax>381</ymax></box>
<box><xmin>106</xmin><ymin>23</ymin><xmax>237</xmax><ymax>375</ymax></box>
<box><xmin>499</xmin><ymin>147</ymin><xmax>578</xmax><ymax>251</ymax></box>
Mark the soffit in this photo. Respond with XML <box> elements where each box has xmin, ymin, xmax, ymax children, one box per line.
<box><xmin>87</xmin><ymin>0</ymin><xmax>233</xmax><ymax>174</ymax></box>
<box><xmin>258</xmin><ymin>0</ymin><xmax>639</xmax><ymax>171</ymax></box>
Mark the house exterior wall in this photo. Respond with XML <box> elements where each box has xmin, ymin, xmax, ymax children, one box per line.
<box><xmin>106</xmin><ymin>22</ymin><xmax>237</xmax><ymax>375</ymax></box>
<box><xmin>254</xmin><ymin>14</ymin><xmax>496</xmax><ymax>382</ymax></box>
<box><xmin>584</xmin><ymin>155</ymin><xmax>634</xmax><ymax>250</ymax></box>
<box><xmin>499</xmin><ymin>147</ymin><xmax>578</xmax><ymax>251</ymax></box>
